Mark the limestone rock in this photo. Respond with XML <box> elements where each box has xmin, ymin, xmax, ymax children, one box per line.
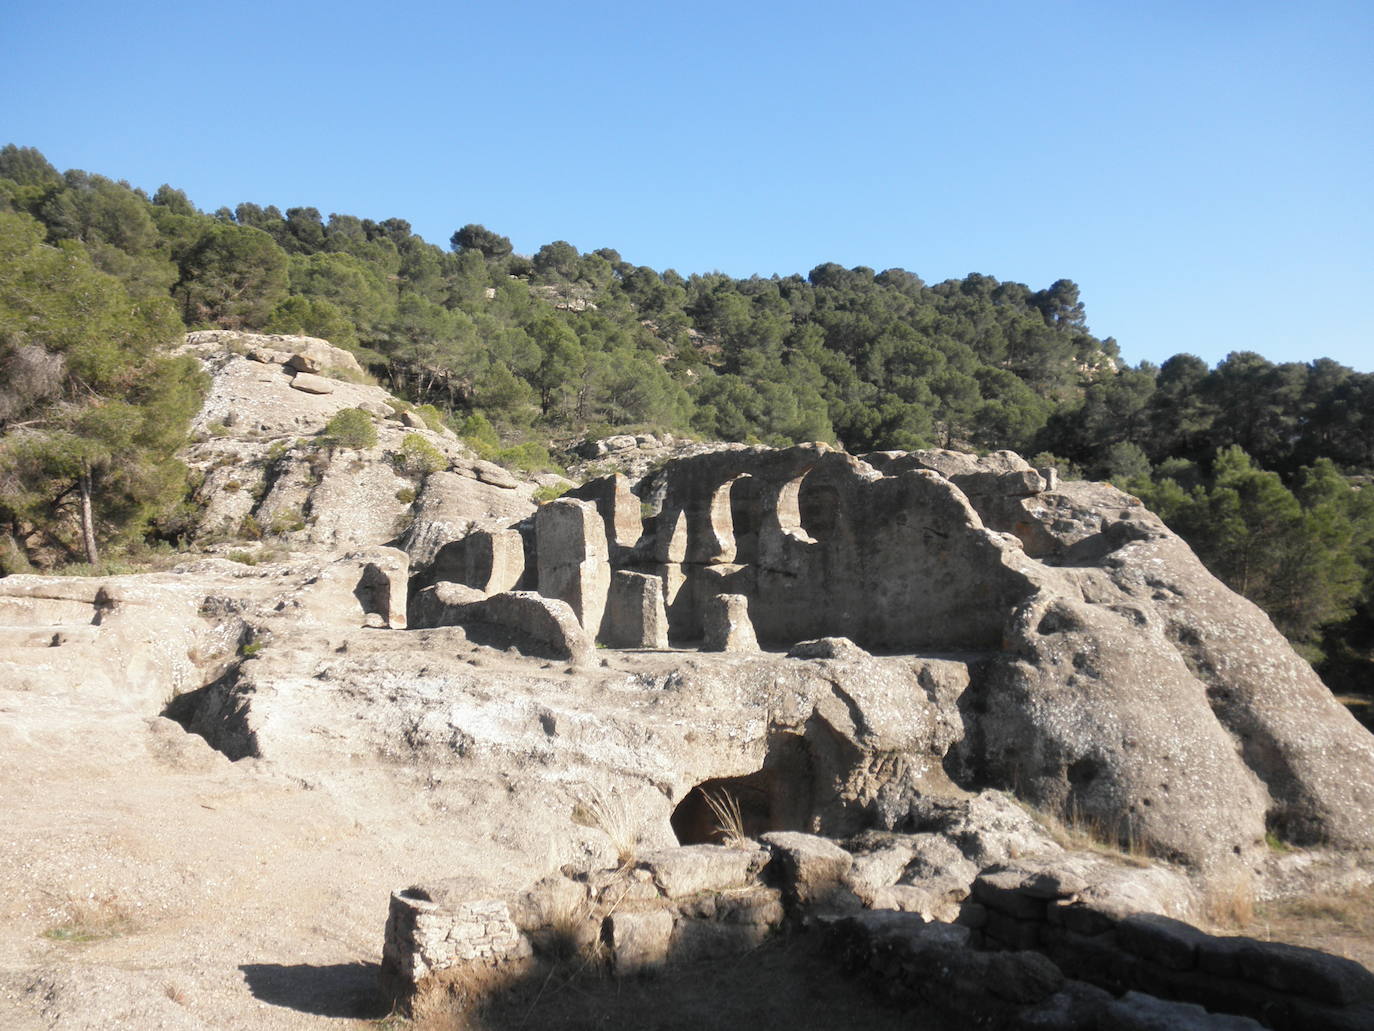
<box><xmin>637</xmin><ymin>845</ymin><xmax>767</xmax><ymax>899</ymax></box>
<box><xmin>429</xmin><ymin>529</ymin><xmax>527</xmax><ymax>597</ymax></box>
<box><xmin>603</xmin><ymin>571</ymin><xmax>669</xmax><ymax>649</ymax></box>
<box><xmin>288</xmin><ymin>371</ymin><xmax>335</xmax><ymax>394</ymax></box>
<box><xmin>400</xmin><ymin>471</ymin><xmax>535</xmax><ymax>566</ymax></box>
<box><xmin>410</xmin><ymin>587</ymin><xmax>591</xmax><ymax>664</ymax></box>
<box><xmin>535</xmin><ymin>499</ymin><xmax>610</xmax><ymax>636</ymax></box>
<box><xmin>762</xmin><ymin>831</ymin><xmax>857</xmax><ymax>910</ymax></box>
<box><xmin>702</xmin><ymin>594</ymin><xmax>757</xmax><ymax>652</ymax></box>
<box><xmin>1103</xmin><ymin>991</ymin><xmax>1264</xmax><ymax>1030</ymax></box>
<box><xmin>473</xmin><ymin>460</ymin><xmax>519</xmax><ymax>489</ymax></box>
<box><xmin>787</xmin><ymin>636</ymin><xmax>869</xmax><ymax>661</ymax></box>
<box><xmin>604</xmin><ymin>910</ymin><xmax>674</xmax><ymax>975</ymax></box>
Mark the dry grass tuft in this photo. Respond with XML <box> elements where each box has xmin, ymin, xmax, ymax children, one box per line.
<box><xmin>42</xmin><ymin>892</ymin><xmax>135</xmax><ymax>944</ymax></box>
<box><xmin>1259</xmin><ymin>886</ymin><xmax>1374</xmax><ymax>938</ymax></box>
<box><xmin>163</xmin><ymin>982</ymin><xmax>189</xmax><ymax>1006</ymax></box>
<box><xmin>1022</xmin><ymin>799</ymin><xmax>1153</xmax><ymax>867</ymax></box>
<box><xmin>571</xmin><ymin>787</ymin><xmax>639</xmax><ymax>868</ymax></box>
<box><xmin>1202</xmin><ymin>869</ymin><xmax>1256</xmax><ymax>929</ymax></box>
<box><xmin>703</xmin><ymin>789</ymin><xmax>748</xmax><ymax>848</ymax></box>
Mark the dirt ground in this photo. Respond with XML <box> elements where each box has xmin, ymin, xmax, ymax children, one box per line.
<box><xmin>0</xmin><ymin>702</ymin><xmax>533</xmax><ymax>1031</ymax></box>
<box><xmin>374</xmin><ymin>934</ymin><xmax>960</xmax><ymax>1031</ymax></box>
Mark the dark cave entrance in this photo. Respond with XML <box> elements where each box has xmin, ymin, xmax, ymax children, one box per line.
<box><xmin>670</xmin><ymin>735</ymin><xmax>814</xmax><ymax>845</ymax></box>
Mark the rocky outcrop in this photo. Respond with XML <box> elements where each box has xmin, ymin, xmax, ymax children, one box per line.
<box><xmin>410</xmin><ymin>441</ymin><xmax>1374</xmax><ymax>869</ymax></box>
<box><xmin>176</xmin><ymin>334</ymin><xmax>535</xmax><ymax>560</ymax></box>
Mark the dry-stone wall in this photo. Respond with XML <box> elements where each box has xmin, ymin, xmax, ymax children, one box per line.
<box><xmin>383</xmin><ymin>835</ymin><xmax>1372</xmax><ymax>1028</ymax></box>
<box><xmin>381</xmin><ymin>842</ymin><xmax>783</xmax><ymax>1014</ymax></box>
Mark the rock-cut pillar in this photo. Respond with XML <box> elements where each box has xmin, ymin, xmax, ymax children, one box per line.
<box><xmin>535</xmin><ymin>498</ymin><xmax>611</xmax><ymax>638</ymax></box>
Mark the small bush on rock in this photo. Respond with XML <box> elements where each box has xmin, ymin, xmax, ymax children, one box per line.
<box><xmin>323</xmin><ymin>407</ymin><xmax>378</xmax><ymax>450</ymax></box>
<box><xmin>399</xmin><ymin>433</ymin><xmax>446</xmax><ymax>475</ymax></box>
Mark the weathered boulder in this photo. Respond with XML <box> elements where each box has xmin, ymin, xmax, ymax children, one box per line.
<box><xmin>604</xmin><ymin>910</ymin><xmax>674</xmax><ymax>975</ymax></box>
<box><xmin>429</xmin><ymin>528</ymin><xmax>527</xmax><ymax>596</ymax></box>
<box><xmin>410</xmin><ymin>587</ymin><xmax>592</xmax><ymax>664</ymax></box>
<box><xmin>288</xmin><ymin>370</ymin><xmax>336</xmax><ymax>395</ymax></box>
<box><xmin>637</xmin><ymin>845</ymin><xmax>768</xmax><ymax>898</ymax></box>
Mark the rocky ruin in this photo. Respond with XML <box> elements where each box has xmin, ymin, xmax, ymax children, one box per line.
<box><xmin>408</xmin><ymin>438</ymin><xmax>1374</xmax><ymax>872</ymax></box>
<box><xmin>2</xmin><ymin>333</ymin><xmax>1372</xmax><ymax>1030</ymax></box>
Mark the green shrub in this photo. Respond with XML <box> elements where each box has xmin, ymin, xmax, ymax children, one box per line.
<box><xmin>414</xmin><ymin>403</ymin><xmax>446</xmax><ymax>432</ymax></box>
<box><xmin>533</xmin><ymin>483</ymin><xmax>570</xmax><ymax>504</ymax></box>
<box><xmin>238</xmin><ymin>514</ymin><xmax>263</xmax><ymax>540</ymax></box>
<box><xmin>323</xmin><ymin>407</ymin><xmax>378</xmax><ymax>450</ymax></box>
<box><xmin>268</xmin><ymin>507</ymin><xmax>306</xmax><ymax>535</ymax></box>
<box><xmin>399</xmin><ymin>433</ymin><xmax>446</xmax><ymax>475</ymax></box>
<box><xmin>458</xmin><ymin>412</ymin><xmax>500</xmax><ymax>449</ymax></box>
<box><xmin>395</xmin><ymin>486</ymin><xmax>417</xmax><ymax>504</ymax></box>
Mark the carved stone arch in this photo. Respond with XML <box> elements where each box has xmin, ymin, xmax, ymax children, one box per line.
<box><xmin>775</xmin><ymin>469</ymin><xmax>818</xmax><ymax>544</ymax></box>
<box><xmin>798</xmin><ymin>474</ymin><xmax>842</xmax><ymax>541</ymax></box>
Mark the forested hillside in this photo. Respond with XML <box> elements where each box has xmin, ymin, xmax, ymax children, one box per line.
<box><xmin>0</xmin><ymin>143</ymin><xmax>1369</xmax><ymax>701</ymax></box>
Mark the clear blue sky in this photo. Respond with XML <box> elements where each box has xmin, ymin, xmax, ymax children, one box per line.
<box><xmin>5</xmin><ymin>1</ymin><xmax>1371</xmax><ymax>371</ymax></box>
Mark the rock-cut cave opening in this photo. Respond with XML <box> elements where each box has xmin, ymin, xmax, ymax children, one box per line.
<box><xmin>671</xmin><ymin>735</ymin><xmax>814</xmax><ymax>845</ymax></box>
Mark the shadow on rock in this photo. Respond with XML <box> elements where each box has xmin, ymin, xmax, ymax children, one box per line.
<box><xmin>239</xmin><ymin>961</ymin><xmax>390</xmax><ymax>1019</ymax></box>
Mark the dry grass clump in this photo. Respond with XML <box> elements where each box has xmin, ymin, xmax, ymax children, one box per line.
<box><xmin>1202</xmin><ymin>868</ymin><xmax>1256</xmax><ymax>929</ymax></box>
<box><xmin>1022</xmin><ymin>799</ymin><xmax>1153</xmax><ymax>867</ymax></box>
<box><xmin>571</xmin><ymin>787</ymin><xmax>639</xmax><ymax>868</ymax></box>
<box><xmin>1259</xmin><ymin>886</ymin><xmax>1374</xmax><ymax>937</ymax></box>
<box><xmin>703</xmin><ymin>789</ymin><xmax>748</xmax><ymax>848</ymax></box>
<box><xmin>42</xmin><ymin>892</ymin><xmax>135</xmax><ymax>944</ymax></box>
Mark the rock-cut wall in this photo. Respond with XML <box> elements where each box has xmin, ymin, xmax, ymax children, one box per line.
<box><xmin>415</xmin><ymin>443</ymin><xmax>1374</xmax><ymax>870</ymax></box>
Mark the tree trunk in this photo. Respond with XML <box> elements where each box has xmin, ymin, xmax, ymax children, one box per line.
<box><xmin>78</xmin><ymin>464</ymin><xmax>99</xmax><ymax>565</ymax></box>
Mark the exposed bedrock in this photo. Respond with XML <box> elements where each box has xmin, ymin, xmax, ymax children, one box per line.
<box><xmin>5</xmin><ymin>424</ymin><xmax>1372</xmax><ymax>876</ymax></box>
<box><xmin>409</xmin><ymin>442</ymin><xmax>1374</xmax><ymax>869</ymax></box>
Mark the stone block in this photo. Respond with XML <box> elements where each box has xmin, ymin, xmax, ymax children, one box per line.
<box><xmin>1197</xmin><ymin>935</ymin><xmax>1247</xmax><ymax>978</ymax></box>
<box><xmin>566</xmin><ymin>473</ymin><xmax>642</xmax><ymax>555</ymax></box>
<box><xmin>535</xmin><ymin>499</ymin><xmax>611</xmax><ymax>636</ymax></box>
<box><xmin>1117</xmin><ymin>913</ymin><xmax>1211</xmax><ymax>971</ymax></box>
<box><xmin>1103</xmin><ymin>990</ymin><xmax>1264</xmax><ymax>1030</ymax></box>
<box><xmin>983</xmin><ymin>950</ymin><xmax>1065</xmax><ymax>1004</ymax></box>
<box><xmin>1287</xmin><ymin>999</ymin><xmax>1374</xmax><ymax>1031</ymax></box>
<box><xmin>786</xmin><ymin>636</ymin><xmax>871</xmax><ymax>660</ymax></box>
<box><xmin>984</xmin><ymin>908</ymin><xmax>1042</xmax><ymax>950</ymax></box>
<box><xmin>972</xmin><ymin>870</ymin><xmax>1050</xmax><ymax>920</ymax></box>
<box><xmin>1236</xmin><ymin>938</ymin><xmax>1374</xmax><ymax>1005</ymax></box>
<box><xmin>638</xmin><ymin>844</ymin><xmax>767</xmax><ymax>898</ymax></box>
<box><xmin>473</xmin><ymin>460</ymin><xmax>518</xmax><ymax>489</ymax></box>
<box><xmin>761</xmin><ymin>831</ymin><xmax>856</xmax><ymax>909</ymax></box>
<box><xmin>286</xmin><ymin>351</ymin><xmax>323</xmax><ymax>373</ymax></box>
<box><xmin>669</xmin><ymin>917</ymin><xmax>772</xmax><ymax>963</ymax></box>
<box><xmin>1055</xmin><ymin>901</ymin><xmax>1119</xmax><ymax>937</ymax></box>
<box><xmin>289</xmin><ymin>371</ymin><xmax>335</xmax><ymax>394</ymax></box>
<box><xmin>410</xmin><ymin>587</ymin><xmax>591</xmax><ymax>663</ymax></box>
<box><xmin>702</xmin><ymin>593</ymin><xmax>758</xmax><ymax>652</ymax></box>
<box><xmin>604</xmin><ymin>571</ymin><xmax>669</xmax><ymax>649</ymax></box>
<box><xmin>605</xmin><ymin>910</ymin><xmax>674</xmax><ymax>976</ymax></box>
<box><xmin>432</xmin><ymin>529</ymin><xmax>525</xmax><ymax>595</ymax></box>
